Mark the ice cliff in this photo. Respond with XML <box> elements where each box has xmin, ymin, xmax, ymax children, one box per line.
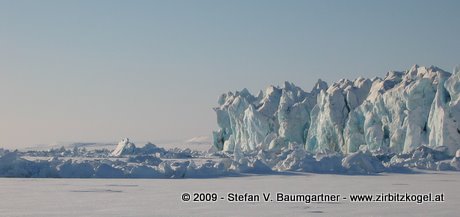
<box><xmin>213</xmin><ymin>65</ymin><xmax>460</xmax><ymax>156</ymax></box>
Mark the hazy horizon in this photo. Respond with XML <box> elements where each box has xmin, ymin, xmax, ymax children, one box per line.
<box><xmin>1</xmin><ymin>0</ymin><xmax>460</xmax><ymax>148</ymax></box>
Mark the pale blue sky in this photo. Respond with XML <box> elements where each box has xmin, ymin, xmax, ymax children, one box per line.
<box><xmin>1</xmin><ymin>0</ymin><xmax>459</xmax><ymax>147</ymax></box>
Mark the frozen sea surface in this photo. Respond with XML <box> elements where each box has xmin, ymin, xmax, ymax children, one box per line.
<box><xmin>0</xmin><ymin>171</ymin><xmax>459</xmax><ymax>217</ymax></box>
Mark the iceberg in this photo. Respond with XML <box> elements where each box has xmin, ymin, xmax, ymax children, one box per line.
<box><xmin>111</xmin><ymin>138</ymin><xmax>136</xmax><ymax>156</ymax></box>
<box><xmin>341</xmin><ymin>150</ymin><xmax>385</xmax><ymax>174</ymax></box>
<box><xmin>95</xmin><ymin>163</ymin><xmax>125</xmax><ymax>178</ymax></box>
<box><xmin>58</xmin><ymin>160</ymin><xmax>94</xmax><ymax>178</ymax></box>
<box><xmin>0</xmin><ymin>152</ymin><xmax>58</xmax><ymax>178</ymax></box>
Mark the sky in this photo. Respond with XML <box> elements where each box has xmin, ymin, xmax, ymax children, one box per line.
<box><xmin>1</xmin><ymin>0</ymin><xmax>459</xmax><ymax>148</ymax></box>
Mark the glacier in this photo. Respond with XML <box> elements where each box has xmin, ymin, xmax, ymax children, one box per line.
<box><xmin>1</xmin><ymin>65</ymin><xmax>460</xmax><ymax>179</ymax></box>
<box><xmin>213</xmin><ymin>65</ymin><xmax>460</xmax><ymax>156</ymax></box>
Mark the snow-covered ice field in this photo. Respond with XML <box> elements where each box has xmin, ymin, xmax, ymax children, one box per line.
<box><xmin>1</xmin><ymin>171</ymin><xmax>458</xmax><ymax>217</ymax></box>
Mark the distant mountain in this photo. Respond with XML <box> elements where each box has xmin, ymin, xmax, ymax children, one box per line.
<box><xmin>184</xmin><ymin>136</ymin><xmax>212</xmax><ymax>144</ymax></box>
<box><xmin>23</xmin><ymin>142</ymin><xmax>115</xmax><ymax>151</ymax></box>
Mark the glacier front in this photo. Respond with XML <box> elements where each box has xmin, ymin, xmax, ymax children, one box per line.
<box><xmin>213</xmin><ymin>65</ymin><xmax>460</xmax><ymax>156</ymax></box>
